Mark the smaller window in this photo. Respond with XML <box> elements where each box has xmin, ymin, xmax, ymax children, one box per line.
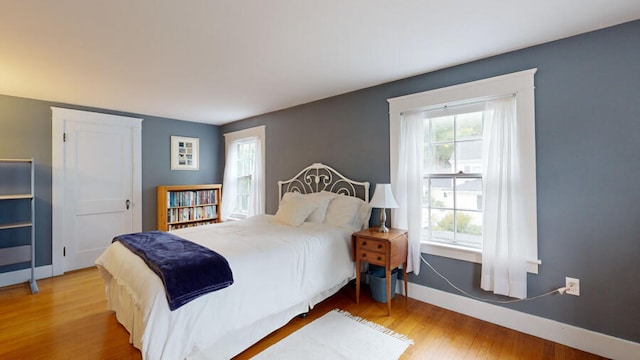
<box><xmin>222</xmin><ymin>125</ymin><xmax>265</xmax><ymax>221</ymax></box>
<box><xmin>233</xmin><ymin>140</ymin><xmax>256</xmax><ymax>218</ymax></box>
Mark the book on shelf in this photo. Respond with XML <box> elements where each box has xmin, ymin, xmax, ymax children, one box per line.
<box><xmin>167</xmin><ymin>189</ymin><xmax>218</xmax><ymax>208</ymax></box>
<box><xmin>167</xmin><ymin>205</ymin><xmax>218</xmax><ymax>223</ymax></box>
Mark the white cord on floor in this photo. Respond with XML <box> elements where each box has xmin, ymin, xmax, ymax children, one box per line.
<box><xmin>420</xmin><ymin>254</ymin><xmax>566</xmax><ymax>304</ymax></box>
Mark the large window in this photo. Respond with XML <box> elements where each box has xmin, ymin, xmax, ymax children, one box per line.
<box><xmin>389</xmin><ymin>69</ymin><xmax>540</xmax><ymax>277</ymax></box>
<box><xmin>222</xmin><ymin>126</ymin><xmax>265</xmax><ymax>220</ymax></box>
<box><xmin>423</xmin><ymin>105</ymin><xmax>484</xmax><ymax>250</ymax></box>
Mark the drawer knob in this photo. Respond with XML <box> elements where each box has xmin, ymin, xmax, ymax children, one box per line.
<box><xmin>362</xmin><ymin>241</ymin><xmax>367</xmax><ymax>246</ymax></box>
<box><xmin>377</xmin><ymin>256</ymin><xmax>382</xmax><ymax>261</ymax></box>
<box><xmin>361</xmin><ymin>253</ymin><xmax>367</xmax><ymax>258</ymax></box>
<box><xmin>377</xmin><ymin>244</ymin><xmax>382</xmax><ymax>249</ymax></box>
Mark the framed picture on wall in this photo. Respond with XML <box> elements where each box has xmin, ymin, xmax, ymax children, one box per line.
<box><xmin>170</xmin><ymin>136</ymin><xmax>199</xmax><ymax>170</ymax></box>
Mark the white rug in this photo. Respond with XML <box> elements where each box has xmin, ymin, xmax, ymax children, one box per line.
<box><xmin>251</xmin><ymin>309</ymin><xmax>413</xmax><ymax>360</ymax></box>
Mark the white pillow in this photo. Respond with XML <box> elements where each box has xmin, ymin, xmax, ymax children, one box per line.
<box><xmin>280</xmin><ymin>191</ymin><xmax>336</xmax><ymax>224</ymax></box>
<box><xmin>273</xmin><ymin>195</ymin><xmax>316</xmax><ymax>227</ymax></box>
<box><xmin>324</xmin><ymin>193</ymin><xmax>368</xmax><ymax>231</ymax></box>
<box><xmin>356</xmin><ymin>201</ymin><xmax>372</xmax><ymax>230</ymax></box>
<box><xmin>304</xmin><ymin>192</ymin><xmax>337</xmax><ymax>223</ymax></box>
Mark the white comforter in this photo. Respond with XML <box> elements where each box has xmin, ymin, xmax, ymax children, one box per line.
<box><xmin>95</xmin><ymin>215</ymin><xmax>355</xmax><ymax>360</ymax></box>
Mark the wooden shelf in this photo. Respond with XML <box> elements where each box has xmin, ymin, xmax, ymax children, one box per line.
<box><xmin>157</xmin><ymin>184</ymin><xmax>222</xmax><ymax>231</ymax></box>
<box><xmin>0</xmin><ymin>194</ymin><xmax>33</xmax><ymax>201</ymax></box>
<box><xmin>0</xmin><ymin>221</ymin><xmax>33</xmax><ymax>230</ymax></box>
<box><xmin>0</xmin><ymin>245</ymin><xmax>31</xmax><ymax>266</ymax></box>
<box><xmin>0</xmin><ymin>158</ymin><xmax>33</xmax><ymax>162</ymax></box>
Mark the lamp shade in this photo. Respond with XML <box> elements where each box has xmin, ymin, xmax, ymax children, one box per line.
<box><xmin>369</xmin><ymin>184</ymin><xmax>399</xmax><ymax>209</ymax></box>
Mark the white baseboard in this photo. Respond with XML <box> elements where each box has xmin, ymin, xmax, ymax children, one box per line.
<box><xmin>0</xmin><ymin>265</ymin><xmax>54</xmax><ymax>289</ymax></box>
<box><xmin>3</xmin><ymin>267</ymin><xmax>637</xmax><ymax>359</ymax></box>
<box><xmin>401</xmin><ymin>282</ymin><xmax>639</xmax><ymax>360</ymax></box>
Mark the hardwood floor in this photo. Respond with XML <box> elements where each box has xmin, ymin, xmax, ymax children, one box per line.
<box><xmin>0</xmin><ymin>268</ymin><xmax>139</xmax><ymax>360</ymax></box>
<box><xmin>0</xmin><ymin>268</ymin><xmax>606</xmax><ymax>359</ymax></box>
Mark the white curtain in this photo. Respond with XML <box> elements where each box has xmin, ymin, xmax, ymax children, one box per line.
<box><xmin>392</xmin><ymin>111</ymin><xmax>424</xmax><ymax>275</ymax></box>
<box><xmin>481</xmin><ymin>97</ymin><xmax>533</xmax><ymax>299</ymax></box>
<box><xmin>247</xmin><ymin>137</ymin><xmax>264</xmax><ymax>216</ymax></box>
<box><xmin>221</xmin><ymin>140</ymin><xmax>239</xmax><ymax>221</ymax></box>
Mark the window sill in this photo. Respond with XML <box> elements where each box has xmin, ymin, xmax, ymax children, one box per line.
<box><xmin>227</xmin><ymin>213</ymin><xmax>248</xmax><ymax>221</ymax></box>
<box><xmin>420</xmin><ymin>242</ymin><xmax>540</xmax><ymax>274</ymax></box>
<box><xmin>224</xmin><ymin>216</ymin><xmax>245</xmax><ymax>222</ymax></box>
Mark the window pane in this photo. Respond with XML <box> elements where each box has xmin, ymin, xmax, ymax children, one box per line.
<box><xmin>456</xmin><ymin>111</ymin><xmax>483</xmax><ymax>141</ymax></box>
<box><xmin>236</xmin><ymin>142</ymin><xmax>255</xmax><ymax>177</ymax></box>
<box><xmin>429</xmin><ymin>177</ymin><xmax>453</xmax><ymax>209</ymax></box>
<box><xmin>455</xmin><ymin>140</ymin><xmax>483</xmax><ymax>173</ymax></box>
<box><xmin>455</xmin><ymin>211</ymin><xmax>482</xmax><ymax>249</ymax></box>
<box><xmin>237</xmin><ymin>194</ymin><xmax>249</xmax><ymax>214</ymax></box>
<box><xmin>423</xmin><ymin>118</ymin><xmax>431</xmax><ymax>144</ymax></box>
<box><xmin>431</xmin><ymin>116</ymin><xmax>454</xmax><ymax>142</ymax></box>
<box><xmin>455</xmin><ymin>178</ymin><xmax>483</xmax><ymax>211</ymax></box>
<box><xmin>430</xmin><ymin>209</ymin><xmax>454</xmax><ymax>243</ymax></box>
<box><xmin>421</xmin><ymin>205</ymin><xmax>430</xmax><ymax>229</ymax></box>
<box><xmin>427</xmin><ymin>143</ymin><xmax>454</xmax><ymax>173</ymax></box>
<box><xmin>422</xmin><ymin>177</ymin><xmax>430</xmax><ymax>207</ymax></box>
<box><xmin>243</xmin><ymin>175</ymin><xmax>252</xmax><ymax>191</ymax></box>
<box><xmin>233</xmin><ymin>140</ymin><xmax>256</xmax><ymax>216</ymax></box>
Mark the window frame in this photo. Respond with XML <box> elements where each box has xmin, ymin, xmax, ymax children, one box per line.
<box><xmin>388</xmin><ymin>69</ymin><xmax>540</xmax><ymax>273</ymax></box>
<box><xmin>223</xmin><ymin>125</ymin><xmax>265</xmax><ymax>221</ymax></box>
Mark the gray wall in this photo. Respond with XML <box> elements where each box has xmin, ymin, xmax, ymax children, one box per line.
<box><xmin>141</xmin><ymin>116</ymin><xmax>222</xmax><ymax>230</ymax></box>
<box><xmin>221</xmin><ymin>20</ymin><xmax>640</xmax><ymax>343</ymax></box>
<box><xmin>0</xmin><ymin>96</ymin><xmax>52</xmax><ymax>271</ymax></box>
<box><xmin>0</xmin><ymin>95</ymin><xmax>222</xmax><ymax>271</ymax></box>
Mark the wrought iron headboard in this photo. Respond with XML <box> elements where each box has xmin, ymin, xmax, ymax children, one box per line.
<box><xmin>277</xmin><ymin>163</ymin><xmax>370</xmax><ymax>203</ymax></box>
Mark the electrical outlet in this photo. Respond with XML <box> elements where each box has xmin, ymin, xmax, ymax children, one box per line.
<box><xmin>565</xmin><ymin>277</ymin><xmax>580</xmax><ymax>296</ymax></box>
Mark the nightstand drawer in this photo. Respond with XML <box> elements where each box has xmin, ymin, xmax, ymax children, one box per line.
<box><xmin>359</xmin><ymin>238</ymin><xmax>387</xmax><ymax>252</ymax></box>
<box><xmin>359</xmin><ymin>250</ymin><xmax>386</xmax><ymax>265</ymax></box>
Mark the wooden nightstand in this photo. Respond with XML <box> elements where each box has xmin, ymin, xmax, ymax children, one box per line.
<box><xmin>352</xmin><ymin>227</ymin><xmax>408</xmax><ymax>315</ymax></box>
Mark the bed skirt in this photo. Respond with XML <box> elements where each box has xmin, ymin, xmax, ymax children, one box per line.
<box><xmin>99</xmin><ymin>265</ymin><xmax>350</xmax><ymax>359</ymax></box>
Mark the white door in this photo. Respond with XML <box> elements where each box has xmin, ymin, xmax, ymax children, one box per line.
<box><xmin>52</xmin><ymin>108</ymin><xmax>142</xmax><ymax>273</ymax></box>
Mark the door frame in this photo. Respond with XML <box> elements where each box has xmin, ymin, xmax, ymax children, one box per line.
<box><xmin>51</xmin><ymin>107</ymin><xmax>142</xmax><ymax>276</ymax></box>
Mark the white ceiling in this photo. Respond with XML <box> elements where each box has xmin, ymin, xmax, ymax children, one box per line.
<box><xmin>1</xmin><ymin>1</ymin><xmax>639</xmax><ymax>125</ymax></box>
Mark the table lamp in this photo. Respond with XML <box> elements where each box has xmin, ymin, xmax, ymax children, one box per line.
<box><xmin>369</xmin><ymin>184</ymin><xmax>399</xmax><ymax>232</ymax></box>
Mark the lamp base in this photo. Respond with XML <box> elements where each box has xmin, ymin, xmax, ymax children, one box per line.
<box><xmin>377</xmin><ymin>208</ymin><xmax>389</xmax><ymax>232</ymax></box>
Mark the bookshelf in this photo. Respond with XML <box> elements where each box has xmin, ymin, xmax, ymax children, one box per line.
<box><xmin>0</xmin><ymin>158</ymin><xmax>38</xmax><ymax>293</ymax></box>
<box><xmin>157</xmin><ymin>184</ymin><xmax>222</xmax><ymax>231</ymax></box>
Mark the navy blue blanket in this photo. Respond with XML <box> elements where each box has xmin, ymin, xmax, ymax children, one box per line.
<box><xmin>113</xmin><ymin>231</ymin><xmax>234</xmax><ymax>311</ymax></box>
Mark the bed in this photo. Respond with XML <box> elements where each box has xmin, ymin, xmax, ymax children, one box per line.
<box><xmin>95</xmin><ymin>163</ymin><xmax>370</xmax><ymax>360</ymax></box>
